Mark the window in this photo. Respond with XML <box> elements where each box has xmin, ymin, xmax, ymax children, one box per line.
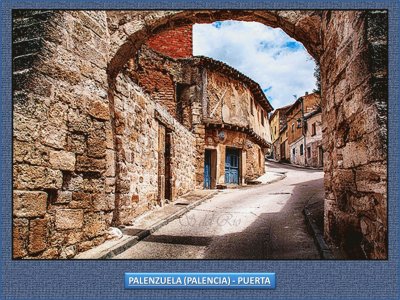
<box><xmin>250</xmin><ymin>99</ymin><xmax>254</xmax><ymax>116</ymax></box>
<box><xmin>300</xmin><ymin>144</ymin><xmax>304</xmax><ymax>156</ymax></box>
<box><xmin>291</xmin><ymin>123</ymin><xmax>295</xmax><ymax>133</ymax></box>
<box><xmin>307</xmin><ymin>146</ymin><xmax>311</xmax><ymax>158</ymax></box>
<box><xmin>312</xmin><ymin>123</ymin><xmax>316</xmax><ymax>136</ymax></box>
<box><xmin>261</xmin><ymin>110</ymin><xmax>265</xmax><ymax>126</ymax></box>
<box><xmin>274</xmin><ymin>126</ymin><xmax>277</xmax><ymax>135</ymax></box>
<box><xmin>292</xmin><ymin>148</ymin><xmax>295</xmax><ymax>155</ymax></box>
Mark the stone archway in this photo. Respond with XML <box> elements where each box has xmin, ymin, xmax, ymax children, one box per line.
<box><xmin>106</xmin><ymin>10</ymin><xmax>387</xmax><ymax>259</ymax></box>
<box><xmin>11</xmin><ymin>10</ymin><xmax>387</xmax><ymax>259</ymax></box>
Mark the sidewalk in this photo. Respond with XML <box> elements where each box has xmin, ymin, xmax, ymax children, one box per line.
<box><xmin>75</xmin><ymin>189</ymin><xmax>218</xmax><ymax>259</ymax></box>
<box><xmin>256</xmin><ymin>170</ymin><xmax>287</xmax><ymax>184</ymax></box>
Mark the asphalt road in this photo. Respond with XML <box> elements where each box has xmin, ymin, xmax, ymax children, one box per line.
<box><xmin>114</xmin><ymin>161</ymin><xmax>324</xmax><ymax>259</ymax></box>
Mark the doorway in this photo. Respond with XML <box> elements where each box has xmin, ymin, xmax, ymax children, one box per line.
<box><xmin>158</xmin><ymin>124</ymin><xmax>172</xmax><ymax>202</ymax></box>
<box><xmin>225</xmin><ymin>148</ymin><xmax>240</xmax><ymax>184</ymax></box>
<box><xmin>204</xmin><ymin>149</ymin><xmax>217</xmax><ymax>189</ymax></box>
<box><xmin>318</xmin><ymin>146</ymin><xmax>324</xmax><ymax>167</ymax></box>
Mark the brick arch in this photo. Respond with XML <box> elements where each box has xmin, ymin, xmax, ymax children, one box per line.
<box><xmin>107</xmin><ymin>10</ymin><xmax>388</xmax><ymax>259</ymax></box>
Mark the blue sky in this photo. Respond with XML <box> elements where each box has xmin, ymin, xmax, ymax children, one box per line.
<box><xmin>193</xmin><ymin>21</ymin><xmax>317</xmax><ymax>110</ymax></box>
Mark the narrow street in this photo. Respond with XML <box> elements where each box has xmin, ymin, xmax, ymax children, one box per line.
<box><xmin>114</xmin><ymin>161</ymin><xmax>324</xmax><ymax>259</ymax></box>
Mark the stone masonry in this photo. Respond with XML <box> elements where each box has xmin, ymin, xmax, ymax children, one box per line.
<box><xmin>13</xmin><ymin>10</ymin><xmax>387</xmax><ymax>259</ymax></box>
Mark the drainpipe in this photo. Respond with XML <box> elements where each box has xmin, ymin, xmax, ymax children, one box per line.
<box><xmin>301</xmin><ymin>97</ymin><xmax>307</xmax><ymax>166</ymax></box>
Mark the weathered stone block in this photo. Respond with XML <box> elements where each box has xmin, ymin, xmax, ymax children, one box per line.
<box><xmin>92</xmin><ymin>193</ymin><xmax>114</xmax><ymax>211</ymax></box>
<box><xmin>83</xmin><ymin>213</ymin><xmax>107</xmax><ymax>239</ymax></box>
<box><xmin>55</xmin><ymin>191</ymin><xmax>72</xmax><ymax>204</ymax></box>
<box><xmin>66</xmin><ymin>133</ymin><xmax>86</xmax><ymax>154</ymax></box>
<box><xmin>13</xmin><ymin>191</ymin><xmax>47</xmax><ymax>218</ymax></box>
<box><xmin>67</xmin><ymin>109</ymin><xmax>92</xmax><ymax>133</ymax></box>
<box><xmin>342</xmin><ymin>141</ymin><xmax>369</xmax><ymax>168</ymax></box>
<box><xmin>76</xmin><ymin>155</ymin><xmax>106</xmax><ymax>173</ymax></box>
<box><xmin>88</xmin><ymin>99</ymin><xmax>109</xmax><ymax>120</ymax></box>
<box><xmin>55</xmin><ymin>209</ymin><xmax>84</xmax><ymax>230</ymax></box>
<box><xmin>87</xmin><ymin>133</ymin><xmax>106</xmax><ymax>158</ymax></box>
<box><xmin>13</xmin><ymin>218</ymin><xmax>29</xmax><ymax>258</ymax></box>
<box><xmin>28</xmin><ymin>218</ymin><xmax>48</xmax><ymax>254</ymax></box>
<box><xmin>41</xmin><ymin>126</ymin><xmax>67</xmax><ymax>149</ymax></box>
<box><xmin>66</xmin><ymin>231</ymin><xmax>83</xmax><ymax>246</ymax></box>
<box><xmin>355</xmin><ymin>163</ymin><xmax>387</xmax><ymax>194</ymax></box>
<box><xmin>13</xmin><ymin>140</ymin><xmax>50</xmax><ymax>166</ymax></box>
<box><xmin>13</xmin><ymin>165</ymin><xmax>63</xmax><ymax>190</ymax></box>
<box><xmin>49</xmin><ymin>150</ymin><xmax>76</xmax><ymax>171</ymax></box>
<box><xmin>70</xmin><ymin>192</ymin><xmax>92</xmax><ymax>209</ymax></box>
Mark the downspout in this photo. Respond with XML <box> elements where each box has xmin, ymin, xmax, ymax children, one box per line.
<box><xmin>301</xmin><ymin>97</ymin><xmax>307</xmax><ymax>166</ymax></box>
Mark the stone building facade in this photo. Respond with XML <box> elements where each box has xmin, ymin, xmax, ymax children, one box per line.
<box><xmin>304</xmin><ymin>109</ymin><xmax>323</xmax><ymax>168</ymax></box>
<box><xmin>269</xmin><ymin>105</ymin><xmax>290</xmax><ymax>161</ymax></box>
<box><xmin>12</xmin><ymin>10</ymin><xmax>387</xmax><ymax>259</ymax></box>
<box><xmin>272</xmin><ymin>94</ymin><xmax>322</xmax><ymax>168</ymax></box>
<box><xmin>286</xmin><ymin>93</ymin><xmax>321</xmax><ymax>166</ymax></box>
<box><xmin>131</xmin><ymin>45</ymin><xmax>273</xmax><ymax>188</ymax></box>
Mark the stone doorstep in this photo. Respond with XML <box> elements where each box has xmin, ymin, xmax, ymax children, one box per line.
<box><xmin>303</xmin><ymin>207</ymin><xmax>335</xmax><ymax>259</ymax></box>
<box><xmin>74</xmin><ymin>190</ymin><xmax>219</xmax><ymax>259</ymax></box>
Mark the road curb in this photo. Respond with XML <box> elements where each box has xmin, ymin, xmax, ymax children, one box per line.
<box><xmin>267</xmin><ymin>159</ymin><xmax>323</xmax><ymax>171</ymax></box>
<box><xmin>75</xmin><ymin>191</ymin><xmax>219</xmax><ymax>259</ymax></box>
<box><xmin>263</xmin><ymin>172</ymin><xmax>287</xmax><ymax>184</ymax></box>
<box><xmin>303</xmin><ymin>207</ymin><xmax>334</xmax><ymax>259</ymax></box>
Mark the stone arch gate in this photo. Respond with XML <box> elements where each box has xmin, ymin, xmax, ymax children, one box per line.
<box><xmin>12</xmin><ymin>10</ymin><xmax>387</xmax><ymax>259</ymax></box>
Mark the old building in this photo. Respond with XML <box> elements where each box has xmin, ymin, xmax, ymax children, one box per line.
<box><xmin>286</xmin><ymin>92</ymin><xmax>321</xmax><ymax>166</ymax></box>
<box><xmin>279</xmin><ymin>124</ymin><xmax>290</xmax><ymax>162</ymax></box>
<box><xmin>304</xmin><ymin>108</ymin><xmax>323</xmax><ymax>168</ymax></box>
<box><xmin>12</xmin><ymin>10</ymin><xmax>387</xmax><ymax>259</ymax></box>
<box><xmin>269</xmin><ymin>105</ymin><xmax>290</xmax><ymax>161</ymax></box>
<box><xmin>131</xmin><ymin>45</ymin><xmax>273</xmax><ymax>189</ymax></box>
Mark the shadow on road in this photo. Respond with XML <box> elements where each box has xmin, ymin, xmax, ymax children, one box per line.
<box><xmin>133</xmin><ymin>177</ymin><xmax>324</xmax><ymax>259</ymax></box>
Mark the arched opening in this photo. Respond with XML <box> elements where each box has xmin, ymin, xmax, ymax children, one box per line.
<box><xmin>106</xmin><ymin>10</ymin><xmax>387</xmax><ymax>259</ymax></box>
<box><xmin>11</xmin><ymin>10</ymin><xmax>387</xmax><ymax>260</ymax></box>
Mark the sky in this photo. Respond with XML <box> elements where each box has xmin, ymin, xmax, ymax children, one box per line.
<box><xmin>193</xmin><ymin>21</ymin><xmax>317</xmax><ymax>110</ymax></box>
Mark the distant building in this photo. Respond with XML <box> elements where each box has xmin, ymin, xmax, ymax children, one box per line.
<box><xmin>286</xmin><ymin>92</ymin><xmax>322</xmax><ymax>167</ymax></box>
<box><xmin>304</xmin><ymin>109</ymin><xmax>323</xmax><ymax>167</ymax></box>
<box><xmin>279</xmin><ymin>124</ymin><xmax>290</xmax><ymax>162</ymax></box>
<box><xmin>269</xmin><ymin>104</ymin><xmax>291</xmax><ymax>161</ymax></box>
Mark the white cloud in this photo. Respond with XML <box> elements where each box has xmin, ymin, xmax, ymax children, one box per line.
<box><xmin>193</xmin><ymin>21</ymin><xmax>317</xmax><ymax>109</ymax></box>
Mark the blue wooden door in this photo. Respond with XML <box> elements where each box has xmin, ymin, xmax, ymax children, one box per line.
<box><xmin>225</xmin><ymin>148</ymin><xmax>240</xmax><ymax>184</ymax></box>
<box><xmin>204</xmin><ymin>150</ymin><xmax>211</xmax><ymax>189</ymax></box>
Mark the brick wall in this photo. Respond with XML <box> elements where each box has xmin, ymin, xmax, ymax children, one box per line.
<box><xmin>146</xmin><ymin>24</ymin><xmax>193</xmax><ymax>58</ymax></box>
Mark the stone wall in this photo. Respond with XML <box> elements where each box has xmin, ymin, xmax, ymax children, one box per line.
<box><xmin>12</xmin><ymin>10</ymin><xmax>198</xmax><ymax>258</ymax></box>
<box><xmin>110</xmin><ymin>72</ymin><xmax>197</xmax><ymax>225</ymax></box>
<box><xmin>13</xmin><ymin>10</ymin><xmax>113</xmax><ymax>258</ymax></box>
<box><xmin>321</xmin><ymin>11</ymin><xmax>387</xmax><ymax>259</ymax></box>
<box><xmin>12</xmin><ymin>10</ymin><xmax>388</xmax><ymax>259</ymax></box>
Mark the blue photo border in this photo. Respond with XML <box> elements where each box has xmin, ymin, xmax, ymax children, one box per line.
<box><xmin>1</xmin><ymin>0</ymin><xmax>399</xmax><ymax>299</ymax></box>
